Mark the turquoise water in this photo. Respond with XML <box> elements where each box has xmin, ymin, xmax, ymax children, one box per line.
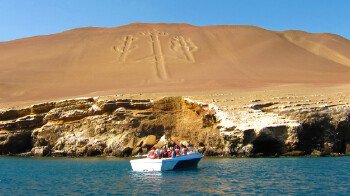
<box><xmin>1</xmin><ymin>156</ymin><xmax>350</xmax><ymax>195</ymax></box>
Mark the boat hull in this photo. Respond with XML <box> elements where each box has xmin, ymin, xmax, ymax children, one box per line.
<box><xmin>130</xmin><ymin>153</ymin><xmax>203</xmax><ymax>172</ymax></box>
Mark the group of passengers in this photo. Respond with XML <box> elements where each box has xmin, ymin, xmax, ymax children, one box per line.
<box><xmin>147</xmin><ymin>144</ymin><xmax>193</xmax><ymax>159</ymax></box>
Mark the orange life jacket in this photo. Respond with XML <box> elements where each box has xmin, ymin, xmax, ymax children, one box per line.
<box><xmin>148</xmin><ymin>150</ymin><xmax>155</xmax><ymax>159</ymax></box>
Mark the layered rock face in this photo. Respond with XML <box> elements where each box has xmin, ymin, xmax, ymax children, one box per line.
<box><xmin>212</xmin><ymin>97</ymin><xmax>350</xmax><ymax>157</ymax></box>
<box><xmin>0</xmin><ymin>97</ymin><xmax>222</xmax><ymax>157</ymax></box>
<box><xmin>0</xmin><ymin>96</ymin><xmax>349</xmax><ymax>157</ymax></box>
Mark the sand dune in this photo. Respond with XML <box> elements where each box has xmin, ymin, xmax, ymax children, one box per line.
<box><xmin>283</xmin><ymin>30</ymin><xmax>350</xmax><ymax>67</ymax></box>
<box><xmin>1</xmin><ymin>23</ymin><xmax>350</xmax><ymax>105</ymax></box>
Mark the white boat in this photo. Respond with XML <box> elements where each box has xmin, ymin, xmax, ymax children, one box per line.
<box><xmin>130</xmin><ymin>153</ymin><xmax>204</xmax><ymax>172</ymax></box>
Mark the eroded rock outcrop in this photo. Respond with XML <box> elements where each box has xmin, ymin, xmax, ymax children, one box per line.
<box><xmin>0</xmin><ymin>97</ymin><xmax>221</xmax><ymax>157</ymax></box>
<box><xmin>212</xmin><ymin>99</ymin><xmax>350</xmax><ymax>157</ymax></box>
<box><xmin>0</xmin><ymin>96</ymin><xmax>349</xmax><ymax>157</ymax></box>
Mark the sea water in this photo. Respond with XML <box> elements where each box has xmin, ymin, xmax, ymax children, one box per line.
<box><xmin>0</xmin><ymin>156</ymin><xmax>349</xmax><ymax>195</ymax></box>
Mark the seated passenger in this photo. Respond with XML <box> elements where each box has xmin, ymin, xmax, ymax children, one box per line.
<box><xmin>147</xmin><ymin>146</ymin><xmax>156</xmax><ymax>159</ymax></box>
<box><xmin>175</xmin><ymin>146</ymin><xmax>180</xmax><ymax>156</ymax></box>
<box><xmin>172</xmin><ymin>149</ymin><xmax>176</xmax><ymax>158</ymax></box>
<box><xmin>182</xmin><ymin>146</ymin><xmax>188</xmax><ymax>155</ymax></box>
<box><xmin>154</xmin><ymin>148</ymin><xmax>160</xmax><ymax>159</ymax></box>
<box><xmin>167</xmin><ymin>149</ymin><xmax>171</xmax><ymax>158</ymax></box>
<box><xmin>160</xmin><ymin>147</ymin><xmax>165</xmax><ymax>158</ymax></box>
<box><xmin>162</xmin><ymin>147</ymin><xmax>168</xmax><ymax>158</ymax></box>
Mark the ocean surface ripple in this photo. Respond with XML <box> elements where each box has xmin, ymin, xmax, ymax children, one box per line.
<box><xmin>1</xmin><ymin>156</ymin><xmax>350</xmax><ymax>195</ymax></box>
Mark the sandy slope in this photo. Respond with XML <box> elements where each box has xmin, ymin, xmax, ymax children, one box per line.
<box><xmin>1</xmin><ymin>23</ymin><xmax>350</xmax><ymax>106</ymax></box>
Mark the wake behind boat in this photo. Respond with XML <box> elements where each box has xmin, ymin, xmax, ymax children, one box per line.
<box><xmin>130</xmin><ymin>152</ymin><xmax>203</xmax><ymax>172</ymax></box>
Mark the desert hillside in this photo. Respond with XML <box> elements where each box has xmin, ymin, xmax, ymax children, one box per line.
<box><xmin>1</xmin><ymin>23</ymin><xmax>350</xmax><ymax>105</ymax></box>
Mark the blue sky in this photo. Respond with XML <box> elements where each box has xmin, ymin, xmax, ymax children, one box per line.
<box><xmin>0</xmin><ymin>0</ymin><xmax>349</xmax><ymax>41</ymax></box>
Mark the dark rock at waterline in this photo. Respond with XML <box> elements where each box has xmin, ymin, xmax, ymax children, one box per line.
<box><xmin>31</xmin><ymin>146</ymin><xmax>50</xmax><ymax>156</ymax></box>
<box><xmin>282</xmin><ymin>150</ymin><xmax>305</xmax><ymax>157</ymax></box>
<box><xmin>0</xmin><ymin>130</ymin><xmax>32</xmax><ymax>154</ymax></box>
<box><xmin>345</xmin><ymin>144</ymin><xmax>350</xmax><ymax>155</ymax></box>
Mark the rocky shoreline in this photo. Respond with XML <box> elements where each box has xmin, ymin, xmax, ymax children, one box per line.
<box><xmin>1</xmin><ymin>96</ymin><xmax>350</xmax><ymax>158</ymax></box>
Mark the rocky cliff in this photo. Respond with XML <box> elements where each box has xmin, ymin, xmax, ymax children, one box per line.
<box><xmin>215</xmin><ymin>99</ymin><xmax>350</xmax><ymax>157</ymax></box>
<box><xmin>1</xmin><ymin>96</ymin><xmax>349</xmax><ymax>157</ymax></box>
<box><xmin>0</xmin><ymin>97</ymin><xmax>222</xmax><ymax>157</ymax></box>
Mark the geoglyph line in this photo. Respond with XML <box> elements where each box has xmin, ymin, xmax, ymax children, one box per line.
<box><xmin>171</xmin><ymin>36</ymin><xmax>198</xmax><ymax>63</ymax></box>
<box><xmin>113</xmin><ymin>30</ymin><xmax>198</xmax><ymax>80</ymax></box>
<box><xmin>114</xmin><ymin>35</ymin><xmax>137</xmax><ymax>62</ymax></box>
<box><xmin>141</xmin><ymin>30</ymin><xmax>169</xmax><ymax>80</ymax></box>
